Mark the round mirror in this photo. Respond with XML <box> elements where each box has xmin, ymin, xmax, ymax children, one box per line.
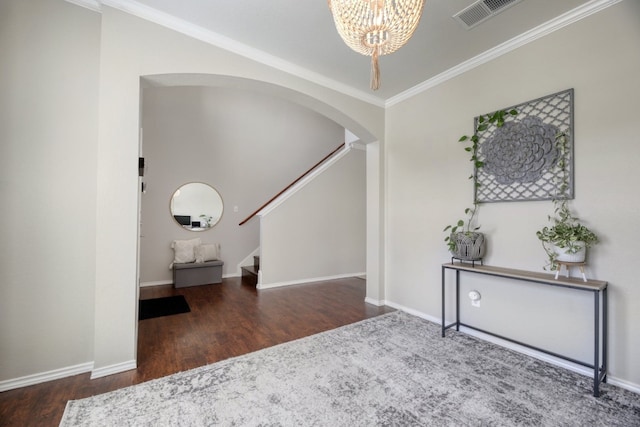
<box><xmin>170</xmin><ymin>182</ymin><xmax>223</xmax><ymax>231</ymax></box>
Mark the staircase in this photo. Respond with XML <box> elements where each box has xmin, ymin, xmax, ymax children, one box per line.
<box><xmin>241</xmin><ymin>256</ymin><xmax>260</xmax><ymax>286</ymax></box>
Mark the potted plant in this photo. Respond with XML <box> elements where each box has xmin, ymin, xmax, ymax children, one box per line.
<box><xmin>535</xmin><ymin>132</ymin><xmax>598</xmax><ymax>269</ymax></box>
<box><xmin>444</xmin><ymin>108</ymin><xmax>517</xmax><ymax>261</ymax></box>
<box><xmin>443</xmin><ymin>204</ymin><xmax>485</xmax><ymax>261</ymax></box>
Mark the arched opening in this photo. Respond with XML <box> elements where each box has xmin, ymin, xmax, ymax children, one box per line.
<box><xmin>135</xmin><ymin>73</ymin><xmax>384</xmax><ymax>364</ymax></box>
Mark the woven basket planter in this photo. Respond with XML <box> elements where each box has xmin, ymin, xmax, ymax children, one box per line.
<box><xmin>449</xmin><ymin>232</ymin><xmax>486</xmax><ymax>261</ymax></box>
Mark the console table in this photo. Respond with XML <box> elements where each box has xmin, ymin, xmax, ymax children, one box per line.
<box><xmin>441</xmin><ymin>262</ymin><xmax>608</xmax><ymax>397</ymax></box>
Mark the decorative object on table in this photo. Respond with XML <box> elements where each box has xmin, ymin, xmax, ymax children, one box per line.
<box><xmin>444</xmin><ymin>108</ymin><xmax>517</xmax><ymax>263</ymax></box>
<box><xmin>327</xmin><ymin>0</ymin><xmax>424</xmax><ymax>90</ymax></box>
<box><xmin>199</xmin><ymin>214</ymin><xmax>213</xmax><ymax>228</ymax></box>
<box><xmin>474</xmin><ymin>89</ymin><xmax>574</xmax><ymax>203</ymax></box>
<box><xmin>444</xmin><ymin>206</ymin><xmax>486</xmax><ymax>264</ymax></box>
<box><xmin>535</xmin><ymin>195</ymin><xmax>598</xmax><ymax>274</ymax></box>
<box><xmin>535</xmin><ymin>131</ymin><xmax>598</xmax><ymax>275</ymax></box>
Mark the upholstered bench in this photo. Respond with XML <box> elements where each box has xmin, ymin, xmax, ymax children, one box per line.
<box><xmin>173</xmin><ymin>260</ymin><xmax>224</xmax><ymax>288</ymax></box>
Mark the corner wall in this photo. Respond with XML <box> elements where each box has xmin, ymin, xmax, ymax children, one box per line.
<box><xmin>385</xmin><ymin>1</ymin><xmax>640</xmax><ymax>389</ymax></box>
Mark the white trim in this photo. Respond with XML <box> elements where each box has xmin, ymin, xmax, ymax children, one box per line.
<box><xmin>99</xmin><ymin>0</ymin><xmax>383</xmax><ymax>107</ymax></box>
<box><xmin>65</xmin><ymin>0</ymin><xmax>619</xmax><ymax>106</ymax></box>
<box><xmin>257</xmin><ymin>272</ymin><xmax>366</xmax><ymax>290</ymax></box>
<box><xmin>384</xmin><ymin>300</ymin><xmax>640</xmax><ymax>395</ymax></box>
<box><xmin>386</xmin><ymin>0</ymin><xmax>624</xmax><ymax>107</ymax></box>
<box><xmin>364</xmin><ymin>297</ymin><xmax>384</xmax><ymax>307</ymax></box>
<box><xmin>257</xmin><ymin>143</ymin><xmax>352</xmax><ymax>218</ymax></box>
<box><xmin>139</xmin><ymin>279</ymin><xmax>172</xmax><ymax>288</ymax></box>
<box><xmin>0</xmin><ymin>362</ymin><xmax>93</xmax><ymax>392</ymax></box>
<box><xmin>90</xmin><ymin>359</ymin><xmax>137</xmax><ymax>379</ymax></box>
<box><xmin>65</xmin><ymin>0</ymin><xmax>101</xmax><ymax>12</ymax></box>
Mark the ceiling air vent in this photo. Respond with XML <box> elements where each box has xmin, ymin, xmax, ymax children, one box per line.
<box><xmin>453</xmin><ymin>0</ymin><xmax>524</xmax><ymax>29</ymax></box>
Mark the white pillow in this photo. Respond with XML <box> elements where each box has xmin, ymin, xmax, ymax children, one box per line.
<box><xmin>171</xmin><ymin>238</ymin><xmax>201</xmax><ymax>264</ymax></box>
<box><xmin>195</xmin><ymin>243</ymin><xmax>219</xmax><ymax>263</ymax></box>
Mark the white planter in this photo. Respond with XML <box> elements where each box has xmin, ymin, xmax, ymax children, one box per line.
<box><xmin>552</xmin><ymin>242</ymin><xmax>586</xmax><ymax>263</ymax></box>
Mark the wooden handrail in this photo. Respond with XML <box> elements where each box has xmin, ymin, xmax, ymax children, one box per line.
<box><xmin>239</xmin><ymin>142</ymin><xmax>346</xmax><ymax>226</ymax></box>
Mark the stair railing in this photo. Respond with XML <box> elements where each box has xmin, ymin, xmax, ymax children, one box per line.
<box><xmin>239</xmin><ymin>142</ymin><xmax>346</xmax><ymax>226</ymax></box>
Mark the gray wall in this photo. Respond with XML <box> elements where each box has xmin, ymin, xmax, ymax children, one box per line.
<box><xmin>385</xmin><ymin>0</ymin><xmax>640</xmax><ymax>389</ymax></box>
<box><xmin>140</xmin><ymin>86</ymin><xmax>345</xmax><ymax>283</ymax></box>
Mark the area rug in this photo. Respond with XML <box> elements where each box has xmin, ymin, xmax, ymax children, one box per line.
<box><xmin>138</xmin><ymin>295</ymin><xmax>190</xmax><ymax>320</ymax></box>
<box><xmin>61</xmin><ymin>311</ymin><xmax>639</xmax><ymax>426</ymax></box>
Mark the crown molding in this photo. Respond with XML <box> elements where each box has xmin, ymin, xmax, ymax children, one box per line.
<box><xmin>64</xmin><ymin>0</ymin><xmax>620</xmax><ymax>108</ymax></box>
<box><xmin>97</xmin><ymin>0</ymin><xmax>384</xmax><ymax>107</ymax></box>
<box><xmin>386</xmin><ymin>0</ymin><xmax>623</xmax><ymax>107</ymax></box>
<box><xmin>65</xmin><ymin>0</ymin><xmax>101</xmax><ymax>12</ymax></box>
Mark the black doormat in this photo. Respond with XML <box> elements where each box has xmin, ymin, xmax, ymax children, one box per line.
<box><xmin>139</xmin><ymin>295</ymin><xmax>191</xmax><ymax>320</ymax></box>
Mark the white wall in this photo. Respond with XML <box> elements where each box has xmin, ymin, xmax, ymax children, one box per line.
<box><xmin>0</xmin><ymin>0</ymin><xmax>100</xmax><ymax>383</ymax></box>
<box><xmin>0</xmin><ymin>0</ymin><xmax>384</xmax><ymax>387</ymax></box>
<box><xmin>260</xmin><ymin>148</ymin><xmax>366</xmax><ymax>287</ymax></box>
<box><xmin>140</xmin><ymin>86</ymin><xmax>344</xmax><ymax>283</ymax></box>
<box><xmin>92</xmin><ymin>6</ymin><xmax>384</xmax><ymax>374</ymax></box>
<box><xmin>385</xmin><ymin>1</ymin><xmax>640</xmax><ymax>389</ymax></box>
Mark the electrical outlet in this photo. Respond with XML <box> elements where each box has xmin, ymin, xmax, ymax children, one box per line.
<box><xmin>468</xmin><ymin>290</ymin><xmax>481</xmax><ymax>308</ymax></box>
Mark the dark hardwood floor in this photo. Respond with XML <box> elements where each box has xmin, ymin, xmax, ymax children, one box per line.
<box><xmin>0</xmin><ymin>277</ymin><xmax>394</xmax><ymax>427</ymax></box>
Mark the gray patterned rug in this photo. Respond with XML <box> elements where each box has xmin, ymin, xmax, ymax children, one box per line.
<box><xmin>60</xmin><ymin>311</ymin><xmax>639</xmax><ymax>426</ymax></box>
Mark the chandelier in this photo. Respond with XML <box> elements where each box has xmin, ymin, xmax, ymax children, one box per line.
<box><xmin>328</xmin><ymin>0</ymin><xmax>425</xmax><ymax>90</ymax></box>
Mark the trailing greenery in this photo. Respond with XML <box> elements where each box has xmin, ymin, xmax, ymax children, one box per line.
<box><xmin>535</xmin><ymin>132</ymin><xmax>598</xmax><ymax>269</ymax></box>
<box><xmin>443</xmin><ymin>108</ymin><xmax>518</xmax><ymax>252</ymax></box>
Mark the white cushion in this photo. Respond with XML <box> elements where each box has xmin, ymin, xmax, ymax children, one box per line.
<box><xmin>171</xmin><ymin>238</ymin><xmax>201</xmax><ymax>264</ymax></box>
<box><xmin>195</xmin><ymin>243</ymin><xmax>219</xmax><ymax>263</ymax></box>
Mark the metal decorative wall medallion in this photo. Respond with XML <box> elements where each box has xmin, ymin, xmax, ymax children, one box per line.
<box><xmin>475</xmin><ymin>89</ymin><xmax>574</xmax><ymax>203</ymax></box>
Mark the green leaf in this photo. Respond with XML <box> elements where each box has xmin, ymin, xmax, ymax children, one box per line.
<box><xmin>477</xmin><ymin>124</ymin><xmax>488</xmax><ymax>132</ymax></box>
<box><xmin>459</xmin><ymin>135</ymin><xmax>468</xmax><ymax>142</ymax></box>
<box><xmin>456</xmin><ymin>220</ymin><xmax>464</xmax><ymax>227</ymax></box>
<box><xmin>443</xmin><ymin>225</ymin><xmax>452</xmax><ymax>232</ymax></box>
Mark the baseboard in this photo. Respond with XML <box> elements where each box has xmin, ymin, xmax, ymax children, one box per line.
<box><xmin>257</xmin><ymin>272</ymin><xmax>366</xmax><ymax>290</ymax></box>
<box><xmin>364</xmin><ymin>297</ymin><xmax>384</xmax><ymax>306</ymax></box>
<box><xmin>384</xmin><ymin>300</ymin><xmax>640</xmax><ymax>396</ymax></box>
<box><xmin>0</xmin><ymin>361</ymin><xmax>94</xmax><ymax>392</ymax></box>
<box><xmin>140</xmin><ymin>280</ymin><xmax>173</xmax><ymax>288</ymax></box>
<box><xmin>141</xmin><ymin>274</ymin><xmax>240</xmax><ymax>288</ymax></box>
<box><xmin>90</xmin><ymin>360</ymin><xmax>137</xmax><ymax>379</ymax></box>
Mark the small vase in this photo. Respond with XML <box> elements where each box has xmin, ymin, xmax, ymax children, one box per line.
<box><xmin>450</xmin><ymin>232</ymin><xmax>486</xmax><ymax>261</ymax></box>
<box><xmin>552</xmin><ymin>242</ymin><xmax>586</xmax><ymax>263</ymax></box>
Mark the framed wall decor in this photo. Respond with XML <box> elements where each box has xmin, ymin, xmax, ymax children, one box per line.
<box><xmin>474</xmin><ymin>88</ymin><xmax>574</xmax><ymax>203</ymax></box>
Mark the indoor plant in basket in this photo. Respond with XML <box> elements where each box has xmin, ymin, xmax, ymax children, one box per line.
<box><xmin>536</xmin><ymin>198</ymin><xmax>598</xmax><ymax>270</ymax></box>
<box><xmin>443</xmin><ymin>204</ymin><xmax>485</xmax><ymax>262</ymax></box>
<box><xmin>443</xmin><ymin>108</ymin><xmax>517</xmax><ymax>262</ymax></box>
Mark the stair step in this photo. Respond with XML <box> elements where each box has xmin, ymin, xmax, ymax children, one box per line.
<box><xmin>241</xmin><ymin>264</ymin><xmax>258</xmax><ymax>287</ymax></box>
<box><xmin>241</xmin><ymin>265</ymin><xmax>259</xmax><ymax>276</ymax></box>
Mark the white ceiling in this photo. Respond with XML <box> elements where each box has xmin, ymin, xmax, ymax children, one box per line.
<box><xmin>90</xmin><ymin>0</ymin><xmax>609</xmax><ymax>104</ymax></box>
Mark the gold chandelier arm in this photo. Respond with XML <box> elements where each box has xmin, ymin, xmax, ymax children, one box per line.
<box><xmin>371</xmin><ymin>47</ymin><xmax>380</xmax><ymax>90</ymax></box>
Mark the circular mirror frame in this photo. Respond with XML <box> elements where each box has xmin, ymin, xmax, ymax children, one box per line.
<box><xmin>170</xmin><ymin>182</ymin><xmax>223</xmax><ymax>231</ymax></box>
